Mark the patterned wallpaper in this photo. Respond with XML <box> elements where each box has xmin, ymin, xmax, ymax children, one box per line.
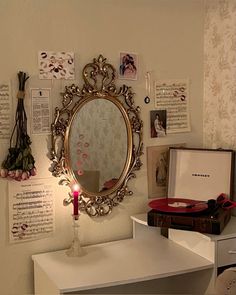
<box><xmin>69</xmin><ymin>98</ymin><xmax>127</xmax><ymax>190</ymax></box>
<box><xmin>204</xmin><ymin>0</ymin><xmax>236</xmax><ymax>149</ymax></box>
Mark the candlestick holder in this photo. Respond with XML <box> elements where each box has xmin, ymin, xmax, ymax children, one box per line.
<box><xmin>66</xmin><ymin>214</ymin><xmax>85</xmax><ymax>257</ymax></box>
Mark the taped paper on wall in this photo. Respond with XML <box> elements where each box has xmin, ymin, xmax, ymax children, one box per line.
<box><xmin>0</xmin><ymin>83</ymin><xmax>11</xmax><ymax>139</ymax></box>
<box><xmin>8</xmin><ymin>179</ymin><xmax>55</xmax><ymax>243</ymax></box>
<box><xmin>154</xmin><ymin>79</ymin><xmax>191</xmax><ymax>133</ymax></box>
<box><xmin>31</xmin><ymin>88</ymin><xmax>51</xmax><ymax>134</ymax></box>
<box><xmin>38</xmin><ymin>51</ymin><xmax>75</xmax><ymax>79</ymax></box>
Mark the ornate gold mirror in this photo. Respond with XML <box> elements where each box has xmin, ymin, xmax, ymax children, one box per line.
<box><xmin>50</xmin><ymin>55</ymin><xmax>143</xmax><ymax>217</ymax></box>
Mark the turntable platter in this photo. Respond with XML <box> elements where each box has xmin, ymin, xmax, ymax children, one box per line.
<box><xmin>148</xmin><ymin>198</ymin><xmax>208</xmax><ymax>214</ymax></box>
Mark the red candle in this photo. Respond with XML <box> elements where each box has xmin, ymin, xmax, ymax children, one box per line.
<box><xmin>73</xmin><ymin>185</ymin><xmax>80</xmax><ymax>216</ymax></box>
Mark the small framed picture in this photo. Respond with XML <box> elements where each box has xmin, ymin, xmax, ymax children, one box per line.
<box><xmin>150</xmin><ymin>110</ymin><xmax>167</xmax><ymax>138</ymax></box>
<box><xmin>147</xmin><ymin>143</ymin><xmax>185</xmax><ymax>199</ymax></box>
<box><xmin>118</xmin><ymin>52</ymin><xmax>138</xmax><ymax>80</ymax></box>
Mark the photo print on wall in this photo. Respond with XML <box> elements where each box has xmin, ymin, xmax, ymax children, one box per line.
<box><xmin>118</xmin><ymin>52</ymin><xmax>138</xmax><ymax>80</ymax></box>
<box><xmin>147</xmin><ymin>143</ymin><xmax>185</xmax><ymax>198</ymax></box>
<box><xmin>150</xmin><ymin>110</ymin><xmax>167</xmax><ymax>138</ymax></box>
<box><xmin>38</xmin><ymin>51</ymin><xmax>75</xmax><ymax>79</ymax></box>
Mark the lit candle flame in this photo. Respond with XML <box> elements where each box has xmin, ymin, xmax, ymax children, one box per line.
<box><xmin>73</xmin><ymin>183</ymin><xmax>80</xmax><ymax>193</ymax></box>
<box><xmin>72</xmin><ymin>184</ymin><xmax>80</xmax><ymax>217</ymax></box>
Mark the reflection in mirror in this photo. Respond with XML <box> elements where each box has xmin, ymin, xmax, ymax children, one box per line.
<box><xmin>69</xmin><ymin>98</ymin><xmax>127</xmax><ymax>193</ymax></box>
<box><xmin>50</xmin><ymin>55</ymin><xmax>143</xmax><ymax>217</ymax></box>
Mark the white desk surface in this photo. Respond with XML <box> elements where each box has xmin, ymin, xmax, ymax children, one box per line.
<box><xmin>32</xmin><ymin>231</ymin><xmax>213</xmax><ymax>293</ymax></box>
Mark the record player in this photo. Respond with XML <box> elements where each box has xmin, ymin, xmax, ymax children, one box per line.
<box><xmin>148</xmin><ymin>197</ymin><xmax>231</xmax><ymax>234</ymax></box>
<box><xmin>147</xmin><ymin>148</ymin><xmax>235</xmax><ymax>235</ymax></box>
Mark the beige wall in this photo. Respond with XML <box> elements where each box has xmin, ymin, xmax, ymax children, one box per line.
<box><xmin>0</xmin><ymin>0</ymin><xmax>204</xmax><ymax>294</ymax></box>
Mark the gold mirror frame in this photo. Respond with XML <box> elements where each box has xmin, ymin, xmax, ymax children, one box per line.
<box><xmin>50</xmin><ymin>55</ymin><xmax>143</xmax><ymax>217</ymax></box>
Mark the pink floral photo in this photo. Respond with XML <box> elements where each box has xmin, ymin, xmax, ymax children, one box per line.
<box><xmin>119</xmin><ymin>52</ymin><xmax>138</xmax><ymax>80</ymax></box>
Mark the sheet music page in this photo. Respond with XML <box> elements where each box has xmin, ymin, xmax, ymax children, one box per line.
<box><xmin>154</xmin><ymin>79</ymin><xmax>191</xmax><ymax>133</ymax></box>
<box><xmin>0</xmin><ymin>83</ymin><xmax>11</xmax><ymax>139</ymax></box>
<box><xmin>8</xmin><ymin>179</ymin><xmax>55</xmax><ymax>243</ymax></box>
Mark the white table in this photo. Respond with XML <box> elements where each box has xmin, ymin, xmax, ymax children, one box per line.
<box><xmin>32</xmin><ymin>214</ymin><xmax>214</xmax><ymax>294</ymax></box>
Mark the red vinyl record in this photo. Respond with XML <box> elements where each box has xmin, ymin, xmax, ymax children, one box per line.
<box><xmin>148</xmin><ymin>198</ymin><xmax>208</xmax><ymax>214</ymax></box>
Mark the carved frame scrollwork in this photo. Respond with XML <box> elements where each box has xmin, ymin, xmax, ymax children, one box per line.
<box><xmin>50</xmin><ymin>55</ymin><xmax>143</xmax><ymax>217</ymax></box>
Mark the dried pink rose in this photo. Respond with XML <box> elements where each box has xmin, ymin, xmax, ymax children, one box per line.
<box><xmin>0</xmin><ymin>168</ymin><xmax>8</xmax><ymax>178</ymax></box>
<box><xmin>30</xmin><ymin>168</ymin><xmax>37</xmax><ymax>176</ymax></box>
<box><xmin>21</xmin><ymin>171</ymin><xmax>29</xmax><ymax>180</ymax></box>
<box><xmin>8</xmin><ymin>170</ymin><xmax>16</xmax><ymax>178</ymax></box>
<box><xmin>15</xmin><ymin>169</ymin><xmax>23</xmax><ymax>178</ymax></box>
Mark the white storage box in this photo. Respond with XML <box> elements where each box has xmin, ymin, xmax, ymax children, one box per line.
<box><xmin>167</xmin><ymin>148</ymin><xmax>234</xmax><ymax>201</ymax></box>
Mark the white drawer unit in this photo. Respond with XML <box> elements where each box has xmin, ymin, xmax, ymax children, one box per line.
<box><xmin>217</xmin><ymin>238</ymin><xmax>236</xmax><ymax>267</ymax></box>
<box><xmin>168</xmin><ymin>216</ymin><xmax>236</xmax><ymax>287</ymax></box>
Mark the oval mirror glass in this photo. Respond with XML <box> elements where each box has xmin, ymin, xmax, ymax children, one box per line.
<box><xmin>68</xmin><ymin>98</ymin><xmax>128</xmax><ymax>194</ymax></box>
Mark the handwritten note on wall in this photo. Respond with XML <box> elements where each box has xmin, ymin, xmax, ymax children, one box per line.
<box><xmin>8</xmin><ymin>179</ymin><xmax>55</xmax><ymax>243</ymax></box>
<box><xmin>155</xmin><ymin>79</ymin><xmax>191</xmax><ymax>133</ymax></box>
<box><xmin>0</xmin><ymin>83</ymin><xmax>11</xmax><ymax>139</ymax></box>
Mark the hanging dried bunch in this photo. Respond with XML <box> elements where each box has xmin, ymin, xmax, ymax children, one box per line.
<box><xmin>0</xmin><ymin>71</ymin><xmax>36</xmax><ymax>181</ymax></box>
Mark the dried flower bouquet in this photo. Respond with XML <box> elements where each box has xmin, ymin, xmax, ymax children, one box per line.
<box><xmin>0</xmin><ymin>71</ymin><xmax>36</xmax><ymax>181</ymax></box>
